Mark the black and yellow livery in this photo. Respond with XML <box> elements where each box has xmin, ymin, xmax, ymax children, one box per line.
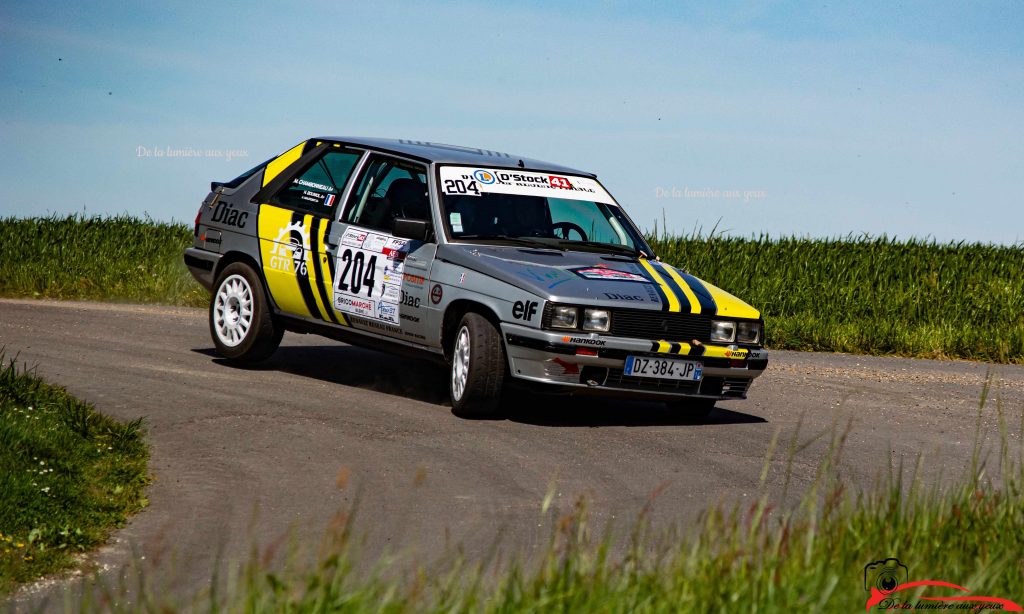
<box><xmin>185</xmin><ymin>136</ymin><xmax>767</xmax><ymax>418</ymax></box>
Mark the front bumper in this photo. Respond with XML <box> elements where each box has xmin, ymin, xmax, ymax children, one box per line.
<box><xmin>501</xmin><ymin>322</ymin><xmax>767</xmax><ymax>401</ymax></box>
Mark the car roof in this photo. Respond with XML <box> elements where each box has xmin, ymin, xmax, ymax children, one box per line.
<box><xmin>316</xmin><ymin>137</ymin><xmax>595</xmax><ymax>177</ymax></box>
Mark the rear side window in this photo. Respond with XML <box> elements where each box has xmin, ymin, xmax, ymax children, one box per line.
<box><xmin>269</xmin><ymin>148</ymin><xmax>362</xmax><ymax>216</ymax></box>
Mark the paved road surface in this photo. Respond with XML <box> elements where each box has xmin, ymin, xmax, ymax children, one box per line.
<box><xmin>2</xmin><ymin>298</ymin><xmax>1022</xmax><ymax>605</ymax></box>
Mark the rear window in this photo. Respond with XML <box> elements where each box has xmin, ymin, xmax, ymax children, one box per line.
<box><xmin>218</xmin><ymin>158</ymin><xmax>273</xmax><ymax>189</ymax></box>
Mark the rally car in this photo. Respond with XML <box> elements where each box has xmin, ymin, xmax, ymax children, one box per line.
<box><xmin>184</xmin><ymin>138</ymin><xmax>767</xmax><ymax>417</ymax></box>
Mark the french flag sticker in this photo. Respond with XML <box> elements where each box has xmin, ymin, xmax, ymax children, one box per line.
<box><xmin>324</xmin><ymin>194</ymin><xmax>336</xmax><ymax>207</ymax></box>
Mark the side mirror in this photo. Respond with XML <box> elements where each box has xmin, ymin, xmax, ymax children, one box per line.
<box><xmin>393</xmin><ymin>218</ymin><xmax>432</xmax><ymax>242</ymax></box>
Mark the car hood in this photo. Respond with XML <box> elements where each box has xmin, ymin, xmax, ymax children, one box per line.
<box><xmin>436</xmin><ymin>243</ymin><xmax>760</xmax><ymax>318</ymax></box>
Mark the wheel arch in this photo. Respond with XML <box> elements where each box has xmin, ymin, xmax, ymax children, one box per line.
<box><xmin>441</xmin><ymin>299</ymin><xmax>503</xmax><ymax>362</ymax></box>
<box><xmin>213</xmin><ymin>251</ymin><xmax>278</xmax><ymax>312</ymax></box>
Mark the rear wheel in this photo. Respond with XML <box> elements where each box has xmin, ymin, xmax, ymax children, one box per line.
<box><xmin>665</xmin><ymin>398</ymin><xmax>716</xmax><ymax>419</ymax></box>
<box><xmin>450</xmin><ymin>312</ymin><xmax>506</xmax><ymax>418</ymax></box>
<box><xmin>209</xmin><ymin>262</ymin><xmax>283</xmax><ymax>363</ymax></box>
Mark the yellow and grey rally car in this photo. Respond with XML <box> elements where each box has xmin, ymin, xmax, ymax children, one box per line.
<box><xmin>184</xmin><ymin>138</ymin><xmax>767</xmax><ymax>417</ymax></box>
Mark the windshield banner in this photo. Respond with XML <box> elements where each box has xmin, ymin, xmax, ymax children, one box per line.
<box><xmin>439</xmin><ymin>166</ymin><xmax>613</xmax><ymax>203</ymax></box>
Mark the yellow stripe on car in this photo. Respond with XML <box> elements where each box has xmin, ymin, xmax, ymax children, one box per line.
<box><xmin>701</xmin><ymin>280</ymin><xmax>761</xmax><ymax>319</ymax></box>
<box><xmin>303</xmin><ymin>214</ymin><xmax>332</xmax><ymax>321</ymax></box>
<box><xmin>262</xmin><ymin>142</ymin><xmax>306</xmax><ymax>187</ymax></box>
<box><xmin>638</xmin><ymin>259</ymin><xmax>681</xmax><ymax>312</ymax></box>
<box><xmin>257</xmin><ymin>205</ymin><xmax>312</xmax><ymax>317</ymax></box>
<box><xmin>661</xmin><ymin>265</ymin><xmax>702</xmax><ymax>315</ymax></box>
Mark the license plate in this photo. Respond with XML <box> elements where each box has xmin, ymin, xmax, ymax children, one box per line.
<box><xmin>624</xmin><ymin>356</ymin><xmax>703</xmax><ymax>381</ymax></box>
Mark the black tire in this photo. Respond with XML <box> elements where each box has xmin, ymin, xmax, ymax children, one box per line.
<box><xmin>209</xmin><ymin>262</ymin><xmax>283</xmax><ymax>363</ymax></box>
<box><xmin>665</xmin><ymin>397</ymin><xmax>716</xmax><ymax>420</ymax></box>
<box><xmin>449</xmin><ymin>312</ymin><xmax>506</xmax><ymax>418</ymax></box>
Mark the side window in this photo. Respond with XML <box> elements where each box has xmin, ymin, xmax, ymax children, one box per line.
<box><xmin>268</xmin><ymin>148</ymin><xmax>362</xmax><ymax>216</ymax></box>
<box><xmin>343</xmin><ymin>155</ymin><xmax>429</xmax><ymax>232</ymax></box>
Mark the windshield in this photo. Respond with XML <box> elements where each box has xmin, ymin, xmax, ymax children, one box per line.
<box><xmin>439</xmin><ymin>166</ymin><xmax>650</xmax><ymax>255</ymax></box>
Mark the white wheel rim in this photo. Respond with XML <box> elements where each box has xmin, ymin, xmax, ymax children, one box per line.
<box><xmin>452</xmin><ymin>326</ymin><xmax>471</xmax><ymax>401</ymax></box>
<box><xmin>214</xmin><ymin>274</ymin><xmax>254</xmax><ymax>348</ymax></box>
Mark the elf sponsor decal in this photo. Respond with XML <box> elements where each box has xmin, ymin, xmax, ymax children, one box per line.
<box><xmin>512</xmin><ymin>300</ymin><xmax>538</xmax><ymax>321</ymax></box>
<box><xmin>268</xmin><ymin>220</ymin><xmax>309</xmax><ymax>274</ymax></box>
<box><xmin>561</xmin><ymin>336</ymin><xmax>607</xmax><ymax>346</ymax></box>
<box><xmin>210</xmin><ymin>201</ymin><xmax>249</xmax><ymax>228</ymax></box>
<box><xmin>438</xmin><ymin>166</ymin><xmax>613</xmax><ymax>203</ymax></box>
<box><xmin>332</xmin><ymin>226</ymin><xmax>409</xmax><ymax>324</ymax></box>
<box><xmin>570</xmin><ymin>265</ymin><xmax>649</xmax><ymax>283</ymax></box>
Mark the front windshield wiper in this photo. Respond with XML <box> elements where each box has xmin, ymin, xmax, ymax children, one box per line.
<box><xmin>555</xmin><ymin>240</ymin><xmax>641</xmax><ymax>257</ymax></box>
<box><xmin>455</xmin><ymin>234</ymin><xmax>567</xmax><ymax>251</ymax></box>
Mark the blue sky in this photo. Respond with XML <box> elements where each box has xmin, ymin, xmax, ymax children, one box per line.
<box><xmin>1</xmin><ymin>1</ymin><xmax>1021</xmax><ymax>243</ymax></box>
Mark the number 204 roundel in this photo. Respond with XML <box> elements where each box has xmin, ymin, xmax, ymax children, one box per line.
<box><xmin>333</xmin><ymin>227</ymin><xmax>410</xmax><ymax>326</ymax></box>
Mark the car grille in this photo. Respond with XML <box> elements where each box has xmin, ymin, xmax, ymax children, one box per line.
<box><xmin>609</xmin><ymin>309</ymin><xmax>713</xmax><ymax>341</ymax></box>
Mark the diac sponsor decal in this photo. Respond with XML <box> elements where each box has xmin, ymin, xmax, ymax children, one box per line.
<box><xmin>210</xmin><ymin>201</ymin><xmax>249</xmax><ymax>228</ymax></box>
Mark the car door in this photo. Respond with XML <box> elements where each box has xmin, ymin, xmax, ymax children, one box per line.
<box><xmin>327</xmin><ymin>153</ymin><xmax>436</xmax><ymax>343</ymax></box>
<box><xmin>256</xmin><ymin>145</ymin><xmax>363</xmax><ymax>322</ymax></box>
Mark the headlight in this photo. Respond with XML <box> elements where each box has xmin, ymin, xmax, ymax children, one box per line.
<box><xmin>737</xmin><ymin>321</ymin><xmax>760</xmax><ymax>343</ymax></box>
<box><xmin>550</xmin><ymin>306</ymin><xmax>579</xmax><ymax>329</ymax></box>
<box><xmin>581</xmin><ymin>308</ymin><xmax>610</xmax><ymax>332</ymax></box>
<box><xmin>710</xmin><ymin>320</ymin><xmax>736</xmax><ymax>343</ymax></box>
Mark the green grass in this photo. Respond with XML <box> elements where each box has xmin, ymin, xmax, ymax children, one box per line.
<box><xmin>2</xmin><ymin>215</ymin><xmax>1022</xmax><ymax>362</ymax></box>
<box><xmin>81</xmin><ymin>383</ymin><xmax>1024</xmax><ymax>612</ymax></box>
<box><xmin>0</xmin><ymin>355</ymin><xmax>149</xmax><ymax>594</ymax></box>
<box><xmin>650</xmin><ymin>228</ymin><xmax>1024</xmax><ymax>363</ymax></box>
<box><xmin>0</xmin><ymin>215</ymin><xmax>205</xmax><ymax>307</ymax></box>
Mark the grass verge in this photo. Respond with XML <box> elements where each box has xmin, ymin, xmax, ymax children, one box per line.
<box><xmin>2</xmin><ymin>215</ymin><xmax>1022</xmax><ymax>362</ymax></box>
<box><xmin>0</xmin><ymin>215</ymin><xmax>205</xmax><ymax>307</ymax></box>
<box><xmin>80</xmin><ymin>383</ymin><xmax>1024</xmax><ymax>612</ymax></box>
<box><xmin>0</xmin><ymin>355</ymin><xmax>149</xmax><ymax>594</ymax></box>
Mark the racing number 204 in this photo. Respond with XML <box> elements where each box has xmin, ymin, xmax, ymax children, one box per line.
<box><xmin>337</xmin><ymin>248</ymin><xmax>378</xmax><ymax>297</ymax></box>
<box><xmin>443</xmin><ymin>179</ymin><xmax>480</xmax><ymax>195</ymax></box>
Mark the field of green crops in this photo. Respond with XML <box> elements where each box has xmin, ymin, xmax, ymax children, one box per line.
<box><xmin>2</xmin><ymin>215</ymin><xmax>1022</xmax><ymax>362</ymax></box>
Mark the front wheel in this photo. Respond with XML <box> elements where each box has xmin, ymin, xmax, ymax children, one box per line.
<box><xmin>450</xmin><ymin>312</ymin><xmax>506</xmax><ymax>418</ymax></box>
<box><xmin>209</xmin><ymin>262</ymin><xmax>283</xmax><ymax>363</ymax></box>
